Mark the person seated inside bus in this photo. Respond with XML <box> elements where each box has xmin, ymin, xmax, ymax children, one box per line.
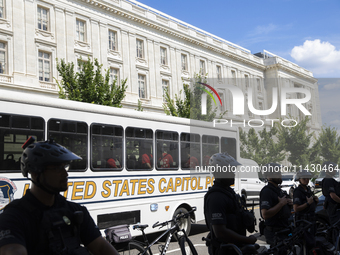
<box><xmin>113</xmin><ymin>155</ymin><xmax>121</xmax><ymax>168</ymax></box>
<box><xmin>184</xmin><ymin>152</ymin><xmax>199</xmax><ymax>169</ymax></box>
<box><xmin>203</xmin><ymin>154</ymin><xmax>211</xmax><ymax>167</ymax></box>
<box><xmin>158</xmin><ymin>149</ymin><xmax>174</xmax><ymax>168</ymax></box>
<box><xmin>140</xmin><ymin>148</ymin><xmax>153</xmax><ymax>169</ymax></box>
<box><xmin>106</xmin><ymin>158</ymin><xmax>118</xmax><ymax>168</ymax></box>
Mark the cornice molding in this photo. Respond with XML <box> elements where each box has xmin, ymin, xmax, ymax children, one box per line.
<box><xmin>78</xmin><ymin>0</ymin><xmax>314</xmax><ymax>79</ymax></box>
<box><xmin>265</xmin><ymin>64</ymin><xmax>317</xmax><ymax>83</ymax></box>
<box><xmin>79</xmin><ymin>0</ymin><xmax>266</xmax><ymax>70</ymax></box>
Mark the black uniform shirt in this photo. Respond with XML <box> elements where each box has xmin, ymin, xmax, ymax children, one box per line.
<box><xmin>322</xmin><ymin>178</ymin><xmax>339</xmax><ymax>205</ymax></box>
<box><xmin>204</xmin><ymin>182</ymin><xmax>246</xmax><ymax>237</ymax></box>
<box><xmin>260</xmin><ymin>182</ymin><xmax>290</xmax><ymax>228</ymax></box>
<box><xmin>293</xmin><ymin>185</ymin><xmax>316</xmax><ymax>218</ymax></box>
<box><xmin>0</xmin><ymin>190</ymin><xmax>101</xmax><ymax>254</ymax></box>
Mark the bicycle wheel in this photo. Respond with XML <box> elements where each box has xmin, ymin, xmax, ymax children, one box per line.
<box><xmin>179</xmin><ymin>236</ymin><xmax>198</xmax><ymax>255</ymax></box>
<box><xmin>126</xmin><ymin>241</ymin><xmax>149</xmax><ymax>255</ymax></box>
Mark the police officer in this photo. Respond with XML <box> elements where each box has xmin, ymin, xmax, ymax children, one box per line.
<box><xmin>204</xmin><ymin>152</ymin><xmax>257</xmax><ymax>255</ymax></box>
<box><xmin>321</xmin><ymin>161</ymin><xmax>340</xmax><ymax>226</ymax></box>
<box><xmin>0</xmin><ymin>138</ymin><xmax>119</xmax><ymax>255</ymax></box>
<box><xmin>260</xmin><ymin>163</ymin><xmax>293</xmax><ymax>250</ymax></box>
<box><xmin>293</xmin><ymin>169</ymin><xmax>318</xmax><ymax>220</ymax></box>
<box><xmin>293</xmin><ymin>169</ymin><xmax>318</xmax><ymax>250</ymax></box>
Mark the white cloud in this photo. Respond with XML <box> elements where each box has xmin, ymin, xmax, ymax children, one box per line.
<box><xmin>323</xmin><ymin>81</ymin><xmax>340</xmax><ymax>90</ymax></box>
<box><xmin>291</xmin><ymin>39</ymin><xmax>340</xmax><ymax>76</ymax></box>
<box><xmin>249</xmin><ymin>24</ymin><xmax>277</xmax><ymax>36</ymax></box>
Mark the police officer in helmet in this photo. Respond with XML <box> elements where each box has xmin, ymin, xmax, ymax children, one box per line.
<box><xmin>204</xmin><ymin>152</ymin><xmax>257</xmax><ymax>255</ymax></box>
<box><xmin>260</xmin><ymin>163</ymin><xmax>293</xmax><ymax>252</ymax></box>
<box><xmin>0</xmin><ymin>137</ymin><xmax>119</xmax><ymax>255</ymax></box>
<box><xmin>293</xmin><ymin>169</ymin><xmax>318</xmax><ymax>251</ymax></box>
<box><xmin>321</xmin><ymin>161</ymin><xmax>340</xmax><ymax>226</ymax></box>
<box><xmin>293</xmin><ymin>169</ymin><xmax>318</xmax><ymax>219</ymax></box>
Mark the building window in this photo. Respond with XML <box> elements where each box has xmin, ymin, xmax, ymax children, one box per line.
<box><xmin>162</xmin><ymin>80</ymin><xmax>169</xmax><ymax>102</ymax></box>
<box><xmin>136</xmin><ymin>39</ymin><xmax>144</xmax><ymax>59</ymax></box>
<box><xmin>244</xmin><ymin>74</ymin><xmax>249</xmax><ymax>88</ymax></box>
<box><xmin>231</xmin><ymin>70</ymin><xmax>236</xmax><ymax>85</ymax></box>
<box><xmin>217</xmin><ymin>65</ymin><xmax>222</xmax><ymax>80</ymax></box>
<box><xmin>110</xmin><ymin>68</ymin><xmax>119</xmax><ymax>84</ymax></box>
<box><xmin>160</xmin><ymin>47</ymin><xmax>167</xmax><ymax>65</ymax></box>
<box><xmin>76</xmin><ymin>19</ymin><xmax>86</xmax><ymax>42</ymax></box>
<box><xmin>257</xmin><ymin>79</ymin><xmax>261</xmax><ymax>91</ymax></box>
<box><xmin>218</xmin><ymin>93</ymin><xmax>224</xmax><ymax>111</ymax></box>
<box><xmin>37</xmin><ymin>6</ymin><xmax>49</xmax><ymax>31</ymax></box>
<box><xmin>0</xmin><ymin>42</ymin><xmax>6</xmax><ymax>74</ymax></box>
<box><xmin>181</xmin><ymin>54</ymin><xmax>187</xmax><ymax>71</ymax></box>
<box><xmin>77</xmin><ymin>59</ymin><xmax>86</xmax><ymax>73</ymax></box>
<box><xmin>0</xmin><ymin>0</ymin><xmax>5</xmax><ymax>19</ymax></box>
<box><xmin>200</xmin><ymin>60</ymin><xmax>205</xmax><ymax>76</ymax></box>
<box><xmin>38</xmin><ymin>51</ymin><xmax>51</xmax><ymax>82</ymax></box>
<box><xmin>138</xmin><ymin>74</ymin><xmax>146</xmax><ymax>98</ymax></box>
<box><xmin>108</xmin><ymin>30</ymin><xmax>117</xmax><ymax>51</ymax></box>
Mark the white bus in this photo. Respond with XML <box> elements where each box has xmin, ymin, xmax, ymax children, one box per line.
<box><xmin>0</xmin><ymin>90</ymin><xmax>261</xmax><ymax>237</ymax></box>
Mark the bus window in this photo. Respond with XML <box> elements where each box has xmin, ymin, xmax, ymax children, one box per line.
<box><xmin>0</xmin><ymin>113</ymin><xmax>44</xmax><ymax>172</ymax></box>
<box><xmin>221</xmin><ymin>137</ymin><xmax>237</xmax><ymax>159</ymax></box>
<box><xmin>126</xmin><ymin>127</ymin><xmax>153</xmax><ymax>170</ymax></box>
<box><xmin>202</xmin><ymin>135</ymin><xmax>219</xmax><ymax>167</ymax></box>
<box><xmin>156</xmin><ymin>130</ymin><xmax>179</xmax><ymax>170</ymax></box>
<box><xmin>91</xmin><ymin>124</ymin><xmax>123</xmax><ymax>171</ymax></box>
<box><xmin>180</xmin><ymin>133</ymin><xmax>200</xmax><ymax>170</ymax></box>
<box><xmin>48</xmin><ymin>119</ymin><xmax>87</xmax><ymax>171</ymax></box>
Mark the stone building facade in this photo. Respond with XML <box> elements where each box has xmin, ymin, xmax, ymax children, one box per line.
<box><xmin>0</xmin><ymin>0</ymin><xmax>321</xmax><ymax>131</ymax></box>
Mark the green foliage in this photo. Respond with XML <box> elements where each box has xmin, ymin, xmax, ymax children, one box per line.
<box><xmin>163</xmin><ymin>73</ymin><xmax>226</xmax><ymax>121</ymax></box>
<box><xmin>239</xmin><ymin>126</ymin><xmax>285</xmax><ymax>165</ymax></box>
<box><xmin>56</xmin><ymin>57</ymin><xmax>127</xmax><ymax>107</ymax></box>
<box><xmin>317</xmin><ymin>125</ymin><xmax>340</xmax><ymax>163</ymax></box>
<box><xmin>136</xmin><ymin>99</ymin><xmax>144</xmax><ymax>111</ymax></box>
<box><xmin>276</xmin><ymin>116</ymin><xmax>321</xmax><ymax>167</ymax></box>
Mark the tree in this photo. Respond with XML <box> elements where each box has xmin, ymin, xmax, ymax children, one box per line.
<box><xmin>317</xmin><ymin>126</ymin><xmax>340</xmax><ymax>163</ymax></box>
<box><xmin>276</xmin><ymin>117</ymin><xmax>321</xmax><ymax>167</ymax></box>
<box><xmin>239</xmin><ymin>126</ymin><xmax>285</xmax><ymax>165</ymax></box>
<box><xmin>136</xmin><ymin>99</ymin><xmax>144</xmax><ymax>111</ymax></box>
<box><xmin>56</xmin><ymin>57</ymin><xmax>127</xmax><ymax>107</ymax></box>
<box><xmin>163</xmin><ymin>73</ymin><xmax>225</xmax><ymax>121</ymax></box>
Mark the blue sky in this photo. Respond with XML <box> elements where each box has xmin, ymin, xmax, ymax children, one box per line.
<box><xmin>137</xmin><ymin>0</ymin><xmax>340</xmax><ymax>129</ymax></box>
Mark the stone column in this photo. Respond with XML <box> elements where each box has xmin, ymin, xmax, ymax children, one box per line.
<box><xmin>65</xmin><ymin>11</ymin><xmax>75</xmax><ymax>63</ymax></box>
<box><xmin>13</xmin><ymin>0</ymin><xmax>25</xmax><ymax>82</ymax></box>
<box><xmin>91</xmin><ymin>20</ymin><xmax>100</xmax><ymax>63</ymax></box>
<box><xmin>55</xmin><ymin>7</ymin><xmax>66</xmax><ymax>64</ymax></box>
<box><xmin>99</xmin><ymin>22</ymin><xmax>107</xmax><ymax>68</ymax></box>
<box><xmin>147</xmin><ymin>39</ymin><xmax>155</xmax><ymax>99</ymax></box>
<box><xmin>128</xmin><ymin>32</ymin><xmax>136</xmax><ymax>94</ymax></box>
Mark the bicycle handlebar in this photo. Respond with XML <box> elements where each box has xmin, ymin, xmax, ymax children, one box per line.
<box><xmin>152</xmin><ymin>207</ymin><xmax>197</xmax><ymax>229</ymax></box>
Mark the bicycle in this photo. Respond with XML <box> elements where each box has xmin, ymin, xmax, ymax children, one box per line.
<box><xmin>201</xmin><ymin>236</ymin><xmax>260</xmax><ymax>255</ymax></box>
<box><xmin>125</xmin><ymin>206</ymin><xmax>198</xmax><ymax>255</ymax></box>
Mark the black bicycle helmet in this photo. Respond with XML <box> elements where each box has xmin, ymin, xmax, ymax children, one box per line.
<box><xmin>209</xmin><ymin>152</ymin><xmax>241</xmax><ymax>179</ymax></box>
<box><xmin>21</xmin><ymin>137</ymin><xmax>82</xmax><ymax>177</ymax></box>
<box><xmin>262</xmin><ymin>162</ymin><xmax>282</xmax><ymax>179</ymax></box>
<box><xmin>322</xmin><ymin>161</ymin><xmax>338</xmax><ymax>178</ymax></box>
<box><xmin>295</xmin><ymin>169</ymin><xmax>312</xmax><ymax>180</ymax></box>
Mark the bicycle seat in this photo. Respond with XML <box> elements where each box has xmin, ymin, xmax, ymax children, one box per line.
<box><xmin>133</xmin><ymin>224</ymin><xmax>149</xmax><ymax>231</ymax></box>
<box><xmin>241</xmin><ymin>244</ymin><xmax>260</xmax><ymax>254</ymax></box>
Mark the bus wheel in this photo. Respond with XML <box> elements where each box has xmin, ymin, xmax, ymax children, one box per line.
<box><xmin>173</xmin><ymin>207</ymin><xmax>191</xmax><ymax>238</ymax></box>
